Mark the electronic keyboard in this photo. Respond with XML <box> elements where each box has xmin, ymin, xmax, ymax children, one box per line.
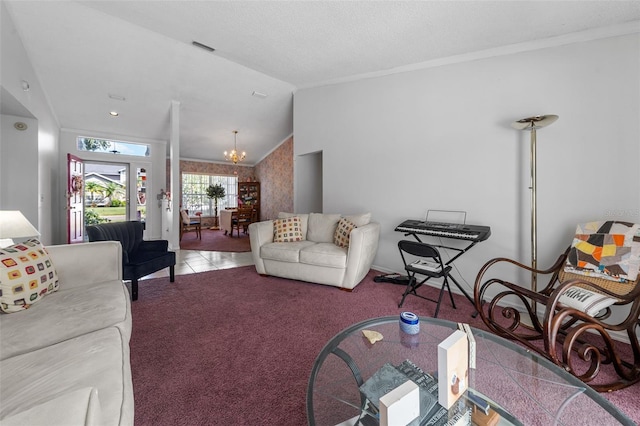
<box><xmin>395</xmin><ymin>219</ymin><xmax>491</xmax><ymax>242</ymax></box>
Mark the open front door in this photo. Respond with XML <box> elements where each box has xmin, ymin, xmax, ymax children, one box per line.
<box><xmin>67</xmin><ymin>154</ymin><xmax>84</xmax><ymax>243</ymax></box>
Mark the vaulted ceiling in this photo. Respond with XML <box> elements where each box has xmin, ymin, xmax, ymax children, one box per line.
<box><xmin>4</xmin><ymin>1</ymin><xmax>640</xmax><ymax>164</ymax></box>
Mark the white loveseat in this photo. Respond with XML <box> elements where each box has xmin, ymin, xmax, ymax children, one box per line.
<box><xmin>249</xmin><ymin>212</ymin><xmax>380</xmax><ymax>290</ymax></box>
<box><xmin>0</xmin><ymin>241</ymin><xmax>134</xmax><ymax>426</ymax></box>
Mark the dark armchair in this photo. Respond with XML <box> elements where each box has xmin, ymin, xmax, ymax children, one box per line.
<box><xmin>86</xmin><ymin>220</ymin><xmax>175</xmax><ymax>301</ymax></box>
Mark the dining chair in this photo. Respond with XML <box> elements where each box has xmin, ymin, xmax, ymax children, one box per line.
<box><xmin>231</xmin><ymin>207</ymin><xmax>253</xmax><ymax>237</ymax></box>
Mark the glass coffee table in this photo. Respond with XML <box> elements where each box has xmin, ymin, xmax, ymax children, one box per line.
<box><xmin>307</xmin><ymin>316</ymin><xmax>633</xmax><ymax>425</ymax></box>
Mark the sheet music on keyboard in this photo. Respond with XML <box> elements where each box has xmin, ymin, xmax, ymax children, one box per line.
<box><xmin>425</xmin><ymin>209</ymin><xmax>467</xmax><ymax>225</ymax></box>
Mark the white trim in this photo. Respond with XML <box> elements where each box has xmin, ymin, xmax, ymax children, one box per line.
<box><xmin>300</xmin><ymin>21</ymin><xmax>640</xmax><ymax>90</ymax></box>
<box><xmin>61</xmin><ymin>127</ymin><xmax>167</xmax><ymax>146</ymax></box>
<box><xmin>255</xmin><ymin>132</ymin><xmax>293</xmax><ymax>165</ymax></box>
<box><xmin>179</xmin><ymin>157</ymin><xmax>254</xmax><ymax>167</ymax></box>
<box><xmin>181</xmin><ymin>133</ymin><xmax>294</xmax><ymax>166</ymax></box>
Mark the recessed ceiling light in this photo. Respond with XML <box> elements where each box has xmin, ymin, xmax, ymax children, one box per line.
<box><xmin>109</xmin><ymin>111</ymin><xmax>119</xmax><ymax>117</ymax></box>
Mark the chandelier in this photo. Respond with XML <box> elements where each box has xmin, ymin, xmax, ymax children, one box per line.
<box><xmin>224</xmin><ymin>130</ymin><xmax>246</xmax><ymax>164</ymax></box>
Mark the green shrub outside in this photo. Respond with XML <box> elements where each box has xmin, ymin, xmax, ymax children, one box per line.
<box><xmin>84</xmin><ymin>209</ymin><xmax>109</xmax><ymax>225</ymax></box>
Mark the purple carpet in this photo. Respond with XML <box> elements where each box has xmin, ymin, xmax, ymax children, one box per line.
<box><xmin>179</xmin><ymin>228</ymin><xmax>251</xmax><ymax>252</ymax></box>
<box><xmin>130</xmin><ymin>267</ymin><xmax>639</xmax><ymax>425</ymax></box>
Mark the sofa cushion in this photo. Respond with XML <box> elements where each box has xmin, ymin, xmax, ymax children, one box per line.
<box><xmin>273</xmin><ymin>217</ymin><xmax>304</xmax><ymax>242</ymax></box>
<box><xmin>334</xmin><ymin>217</ymin><xmax>357</xmax><ymax>248</ymax></box>
<box><xmin>0</xmin><ymin>279</ymin><xmax>131</xmax><ymax>360</ymax></box>
<box><xmin>1</xmin><ymin>387</ymin><xmax>102</xmax><ymax>426</ymax></box>
<box><xmin>278</xmin><ymin>212</ymin><xmax>309</xmax><ymax>237</ymax></box>
<box><xmin>261</xmin><ymin>241</ymin><xmax>316</xmax><ymax>263</ymax></box>
<box><xmin>344</xmin><ymin>212</ymin><xmax>372</xmax><ymax>227</ymax></box>
<box><xmin>300</xmin><ymin>243</ymin><xmax>348</xmax><ymax>268</ymax></box>
<box><xmin>0</xmin><ymin>326</ymin><xmax>133</xmax><ymax>426</ymax></box>
<box><xmin>307</xmin><ymin>213</ymin><xmax>341</xmax><ymax>243</ymax></box>
<box><xmin>0</xmin><ymin>239</ymin><xmax>59</xmax><ymax>314</ymax></box>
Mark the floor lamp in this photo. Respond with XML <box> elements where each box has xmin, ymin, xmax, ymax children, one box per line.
<box><xmin>511</xmin><ymin>114</ymin><xmax>558</xmax><ymax>312</ymax></box>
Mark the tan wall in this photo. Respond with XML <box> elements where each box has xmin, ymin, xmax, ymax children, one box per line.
<box><xmin>255</xmin><ymin>136</ymin><xmax>293</xmax><ymax>221</ymax></box>
<box><xmin>167</xmin><ymin>135</ymin><xmax>293</xmax><ymax>225</ymax></box>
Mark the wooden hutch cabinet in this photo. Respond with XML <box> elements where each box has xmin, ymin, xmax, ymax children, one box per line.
<box><xmin>238</xmin><ymin>181</ymin><xmax>260</xmax><ymax>220</ymax></box>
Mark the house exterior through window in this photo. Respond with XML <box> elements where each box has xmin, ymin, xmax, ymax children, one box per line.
<box><xmin>181</xmin><ymin>173</ymin><xmax>238</xmax><ymax>216</ymax></box>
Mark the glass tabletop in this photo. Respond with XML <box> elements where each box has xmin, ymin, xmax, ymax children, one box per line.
<box><xmin>306</xmin><ymin>316</ymin><xmax>633</xmax><ymax>426</ymax></box>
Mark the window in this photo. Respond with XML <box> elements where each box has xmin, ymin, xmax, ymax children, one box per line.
<box><xmin>182</xmin><ymin>173</ymin><xmax>237</xmax><ymax>216</ymax></box>
<box><xmin>77</xmin><ymin>137</ymin><xmax>149</xmax><ymax>157</ymax></box>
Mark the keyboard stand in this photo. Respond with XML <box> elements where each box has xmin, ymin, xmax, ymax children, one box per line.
<box><xmin>399</xmin><ymin>231</ymin><xmax>480</xmax><ymax>318</ymax></box>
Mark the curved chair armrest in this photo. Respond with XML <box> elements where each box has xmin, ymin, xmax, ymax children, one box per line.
<box><xmin>474</xmin><ymin>250</ymin><xmax>568</xmax><ymax>302</ymax></box>
<box><xmin>544</xmin><ymin>277</ymin><xmax>624</xmax><ymax>332</ymax></box>
<box><xmin>248</xmin><ymin>220</ymin><xmax>274</xmax><ymax>246</ymax></box>
<box><xmin>248</xmin><ymin>220</ymin><xmax>275</xmax><ymax>274</ymax></box>
<box><xmin>139</xmin><ymin>239</ymin><xmax>169</xmax><ymax>252</ymax></box>
<box><xmin>542</xmin><ymin>277</ymin><xmax>640</xmax><ymax>390</ymax></box>
<box><xmin>473</xmin><ymin>250</ymin><xmax>569</xmax><ymax>346</ymax></box>
<box><xmin>47</xmin><ymin>241</ymin><xmax>123</xmax><ymax>289</ymax></box>
<box><xmin>342</xmin><ymin>222</ymin><xmax>381</xmax><ymax>289</ymax></box>
<box><xmin>547</xmin><ymin>277</ymin><xmax>623</xmax><ymax>312</ymax></box>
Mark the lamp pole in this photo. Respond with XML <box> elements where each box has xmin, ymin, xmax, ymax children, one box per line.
<box><xmin>512</xmin><ymin>115</ymin><xmax>558</xmax><ymax>313</ymax></box>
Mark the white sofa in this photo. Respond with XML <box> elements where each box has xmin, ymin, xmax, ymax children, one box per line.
<box><xmin>0</xmin><ymin>241</ymin><xmax>134</xmax><ymax>426</ymax></box>
<box><xmin>249</xmin><ymin>212</ymin><xmax>380</xmax><ymax>290</ymax></box>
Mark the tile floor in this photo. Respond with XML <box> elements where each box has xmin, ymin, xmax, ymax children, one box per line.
<box><xmin>142</xmin><ymin>249</ymin><xmax>255</xmax><ymax>281</ymax></box>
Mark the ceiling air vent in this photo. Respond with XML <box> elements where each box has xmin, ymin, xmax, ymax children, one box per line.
<box><xmin>192</xmin><ymin>41</ymin><xmax>215</xmax><ymax>52</ymax></box>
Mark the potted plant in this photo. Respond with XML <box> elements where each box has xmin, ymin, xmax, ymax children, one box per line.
<box><xmin>206</xmin><ymin>183</ymin><xmax>226</xmax><ymax>229</ymax></box>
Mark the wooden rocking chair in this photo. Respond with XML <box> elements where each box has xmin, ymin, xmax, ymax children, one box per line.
<box><xmin>474</xmin><ymin>220</ymin><xmax>640</xmax><ymax>392</ymax></box>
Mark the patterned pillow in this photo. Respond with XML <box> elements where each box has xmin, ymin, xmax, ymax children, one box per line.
<box><xmin>273</xmin><ymin>217</ymin><xmax>304</xmax><ymax>242</ymax></box>
<box><xmin>565</xmin><ymin>221</ymin><xmax>640</xmax><ymax>283</ymax></box>
<box><xmin>0</xmin><ymin>239</ymin><xmax>59</xmax><ymax>313</ymax></box>
<box><xmin>334</xmin><ymin>218</ymin><xmax>357</xmax><ymax>248</ymax></box>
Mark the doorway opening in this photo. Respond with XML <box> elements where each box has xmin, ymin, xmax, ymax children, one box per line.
<box><xmin>83</xmin><ymin>162</ymin><xmax>130</xmax><ymax>226</ymax></box>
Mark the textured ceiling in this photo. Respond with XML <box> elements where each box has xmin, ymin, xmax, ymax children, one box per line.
<box><xmin>4</xmin><ymin>1</ymin><xmax>640</xmax><ymax>163</ymax></box>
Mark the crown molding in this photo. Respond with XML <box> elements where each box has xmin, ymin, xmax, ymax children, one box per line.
<box><xmin>300</xmin><ymin>21</ymin><xmax>640</xmax><ymax>90</ymax></box>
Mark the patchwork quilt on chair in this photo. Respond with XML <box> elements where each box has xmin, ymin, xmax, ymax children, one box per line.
<box><xmin>565</xmin><ymin>221</ymin><xmax>640</xmax><ymax>283</ymax></box>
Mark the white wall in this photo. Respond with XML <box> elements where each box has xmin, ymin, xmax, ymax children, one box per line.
<box><xmin>1</xmin><ymin>114</ymin><xmax>38</xmax><ymax>226</ymax></box>
<box><xmin>1</xmin><ymin>2</ymin><xmax>60</xmax><ymax>244</ymax></box>
<box><xmin>295</xmin><ymin>150</ymin><xmax>323</xmax><ymax>213</ymax></box>
<box><xmin>2</xmin><ymin>4</ymin><xmax>171</xmax><ymax>245</ymax></box>
<box><xmin>294</xmin><ymin>34</ymin><xmax>640</xmax><ymax>301</ymax></box>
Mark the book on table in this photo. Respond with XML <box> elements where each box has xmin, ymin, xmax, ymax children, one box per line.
<box><xmin>359</xmin><ymin>360</ymin><xmax>473</xmax><ymax>426</ymax></box>
<box><xmin>358</xmin><ymin>358</ymin><xmax>523</xmax><ymax>425</ymax></box>
<box><xmin>437</xmin><ymin>330</ymin><xmax>469</xmax><ymax>409</ymax></box>
<box><xmin>359</xmin><ymin>361</ymin><xmax>437</xmax><ymax>425</ymax></box>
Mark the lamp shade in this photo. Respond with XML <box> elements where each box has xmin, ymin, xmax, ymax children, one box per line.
<box><xmin>511</xmin><ymin>114</ymin><xmax>559</xmax><ymax>131</ymax></box>
<box><xmin>0</xmin><ymin>211</ymin><xmax>40</xmax><ymax>241</ymax></box>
